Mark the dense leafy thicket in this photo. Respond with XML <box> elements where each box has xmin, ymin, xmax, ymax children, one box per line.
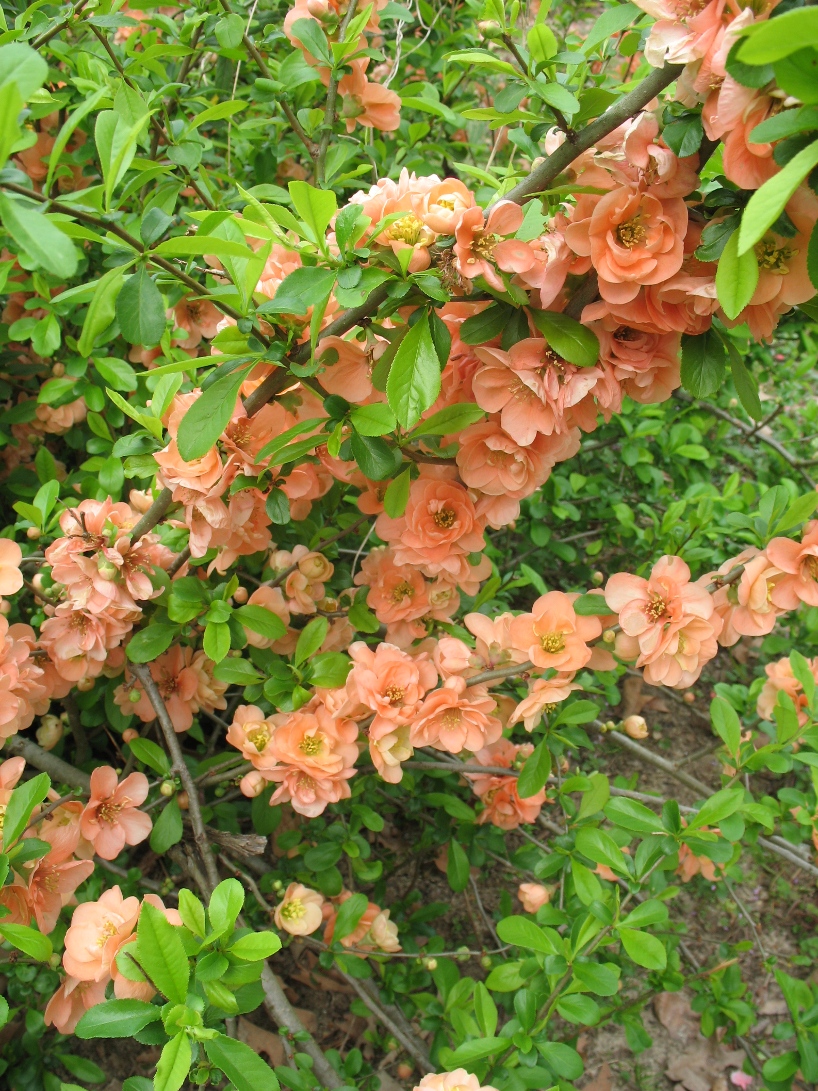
<box><xmin>1</xmin><ymin>0</ymin><xmax>818</xmax><ymax>1090</ymax></box>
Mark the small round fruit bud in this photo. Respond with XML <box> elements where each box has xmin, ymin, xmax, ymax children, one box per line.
<box><xmin>384</xmin><ymin>1038</ymin><xmax>398</xmax><ymax>1053</ymax></box>
<box><xmin>32</xmin><ymin>573</ymin><xmax>45</xmax><ymax>592</ymax></box>
<box><xmin>129</xmin><ymin>688</ymin><xmax>141</xmax><ymax>704</ymax></box>
<box><xmin>37</xmin><ymin>714</ymin><xmax>63</xmax><ymax>751</ymax></box>
<box><xmin>591</xmin><ymin>570</ymin><xmax>604</xmax><ymax>586</ymax></box>
<box><xmin>456</xmin><ymin>946</ymin><xmax>470</xmax><ymax>962</ymax></box>
<box><xmin>160</xmin><ymin>781</ymin><xmax>175</xmax><ymax>797</ymax></box>
<box><xmin>622</xmin><ymin>714</ymin><xmax>649</xmax><ymax>739</ymax></box>
<box><xmin>76</xmin><ymin>676</ymin><xmax>94</xmax><ymax>692</ymax></box>
<box><xmin>49</xmin><ymin>953</ymin><xmax>61</xmax><ymax>969</ymax></box>
<box><xmin>272</xmin><ymin>879</ymin><xmax>284</xmax><ymax>892</ymax></box>
<box><xmin>122</xmin><ymin>728</ymin><xmax>140</xmax><ymax>743</ymax></box>
<box><xmin>480</xmin><ymin>955</ymin><xmax>492</xmax><ymax>969</ymax></box>
<box><xmin>51</xmin><ymin>363</ymin><xmax>65</xmax><ymax>377</ymax></box>
<box><xmin>0</xmin><ymin>600</ymin><xmax>10</xmax><ymax>616</ymax></box>
<box><xmin>26</xmin><ymin>527</ymin><xmax>40</xmax><ymax>540</ymax></box>
<box><xmin>683</xmin><ymin>691</ymin><xmax>696</xmax><ymax>704</ymax></box>
<box><xmin>233</xmin><ymin>586</ymin><xmax>248</xmax><ymax>604</ymax></box>
<box><xmin>397</xmin><ymin>1065</ymin><xmax>413</xmax><ymax>1081</ymax></box>
<box><xmin>177</xmin><ymin>791</ymin><xmax>189</xmax><ymax>810</ymax></box>
<box><xmin>96</xmin><ymin>556</ymin><xmax>119</xmax><ymax>581</ymax></box>
<box><xmin>422</xmin><ymin>957</ymin><xmax>437</xmax><ymax>971</ymax></box>
<box><xmin>728</xmin><ymin>397</ymin><xmax>738</xmax><ymax>408</ymax></box>
<box><xmin>602</xmin><ymin>628</ymin><xmax>615</xmax><ymax>644</ymax></box>
<box><xmin>478</xmin><ymin>19</ymin><xmax>503</xmax><ymax>38</ymax></box>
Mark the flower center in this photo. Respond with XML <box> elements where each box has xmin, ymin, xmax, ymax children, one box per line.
<box><xmin>96</xmin><ymin>919</ymin><xmax>119</xmax><ymax>947</ymax></box>
<box><xmin>470</xmin><ymin>230</ymin><xmax>499</xmax><ymax>260</ymax></box>
<box><xmin>281</xmin><ymin>898</ymin><xmax>306</xmax><ymax>921</ymax></box>
<box><xmin>433</xmin><ymin>507</ymin><xmax>457</xmax><ymax>529</ymax></box>
<box><xmin>298</xmin><ymin>733</ymin><xmax>324</xmax><ymax>757</ymax></box>
<box><xmin>437</xmin><ymin>196</ymin><xmax>456</xmax><ymax>211</ymax></box>
<box><xmin>539</xmin><ymin>631</ymin><xmax>565</xmax><ymax>654</ymax></box>
<box><xmin>98</xmin><ymin>799</ymin><xmax>124</xmax><ymax>824</ymax></box>
<box><xmin>616</xmin><ymin>218</ymin><xmax>647</xmax><ymax>249</ymax></box>
<box><xmin>754</xmin><ymin>239</ymin><xmax>794</xmax><ymax>274</ymax></box>
<box><xmin>391</xmin><ymin>580</ymin><xmax>415</xmax><ymax>603</ymax></box>
<box><xmin>441</xmin><ymin>709</ymin><xmax>462</xmax><ymax>729</ymax></box>
<box><xmin>384</xmin><ymin>685</ymin><xmax>405</xmax><ymax>705</ymax></box>
<box><xmin>645</xmin><ymin>592</ymin><xmax>668</xmax><ymax>622</ymax></box>
<box><xmin>247</xmin><ymin>725</ymin><xmax>270</xmax><ymax>752</ymax></box>
<box><xmin>386</xmin><ymin>213</ymin><xmax>425</xmax><ymax>245</ymax></box>
<box><xmin>806</xmin><ymin>556</ymin><xmax>818</xmax><ymax>581</ymax></box>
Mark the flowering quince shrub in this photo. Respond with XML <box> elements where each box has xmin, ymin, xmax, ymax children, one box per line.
<box><xmin>1</xmin><ymin>0</ymin><xmax>818</xmax><ymax>1089</ymax></box>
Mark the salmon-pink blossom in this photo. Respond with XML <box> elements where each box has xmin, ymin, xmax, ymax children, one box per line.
<box><xmin>708</xmin><ymin>549</ymin><xmax>785</xmax><ymax>647</ymax></box>
<box><xmin>509</xmin><ymin>674</ymin><xmax>582</xmax><ymax>731</ymax></box>
<box><xmin>454</xmin><ymin>202</ymin><xmax>535</xmax><ymax>292</ymax></box>
<box><xmin>23</xmin><ymin>851</ymin><xmax>95</xmax><ymax>934</ymax></box>
<box><xmin>354</xmin><ymin>546</ymin><xmax>431</xmax><ymax>626</ymax></box>
<box><xmin>756</xmin><ymin>655</ymin><xmax>817</xmax><ymax>725</ymax></box>
<box><xmin>116</xmin><ymin>645</ymin><xmax>225</xmax><ymax>732</ymax></box>
<box><xmin>62</xmin><ymin>886</ymin><xmax>141</xmax><ymax>981</ymax></box>
<box><xmin>0</xmin><ymin>539</ymin><xmax>23</xmax><ymax>596</ymax></box>
<box><xmin>768</xmin><ymin>521</ymin><xmax>818</xmax><ymax>610</ymax></box>
<box><xmin>413</xmin><ymin>1070</ymin><xmax>497</xmax><ymax>1091</ymax></box>
<box><xmin>518</xmin><ymin>882</ymin><xmax>551</xmax><ymax>913</ymax></box>
<box><xmin>227</xmin><ymin>705</ymin><xmax>279</xmax><ymax>769</ymax></box>
<box><xmin>274</xmin><ymin>883</ymin><xmax>324</xmax><ymax>935</ymax></box>
<box><xmin>468</xmin><ymin>738</ymin><xmax>546</xmax><ymax>829</ymax></box>
<box><xmin>0</xmin><ymin>619</ymin><xmax>48</xmax><ymax>739</ymax></box>
<box><xmin>338</xmin><ymin>59</ymin><xmax>401</xmax><ymax>133</ymax></box>
<box><xmin>509</xmin><ymin>591</ymin><xmax>602</xmax><ymax>673</ymax></box>
<box><xmin>40</xmin><ymin>604</ymin><xmax>132</xmax><ymax>682</ymax></box>
<box><xmin>79</xmin><ymin>767</ymin><xmax>151</xmax><ymax>860</ymax></box>
<box><xmin>369</xmin><ymin>721</ymin><xmax>413</xmax><ymax>783</ymax></box>
<box><xmin>347</xmin><ymin>641</ymin><xmax>437</xmax><ymax>727</ymax></box>
<box><xmin>44</xmin><ymin>976</ymin><xmax>108</xmax><ymax>1035</ymax></box>
<box><xmin>409</xmin><ymin>676</ymin><xmax>502</xmax><ymax>754</ymax></box>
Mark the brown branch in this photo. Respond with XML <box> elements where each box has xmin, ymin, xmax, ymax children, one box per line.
<box><xmin>6</xmin><ymin>735</ymin><xmax>91</xmax><ymax>792</ymax></box>
<box><xmin>129</xmin><ymin>663</ymin><xmax>220</xmax><ymax>893</ymax></box>
<box><xmin>334</xmin><ymin>970</ymin><xmax>434</xmax><ymax>1074</ymax></box>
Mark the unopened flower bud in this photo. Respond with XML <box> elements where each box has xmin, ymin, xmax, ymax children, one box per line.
<box><xmin>32</xmin><ymin>573</ymin><xmax>45</xmax><ymax>592</ymax></box>
<box><xmin>129</xmin><ymin>689</ymin><xmax>141</xmax><ymax>704</ymax></box>
<box><xmin>683</xmin><ymin>691</ymin><xmax>696</xmax><ymax>704</ymax></box>
<box><xmin>480</xmin><ymin>955</ymin><xmax>492</xmax><ymax>969</ymax></box>
<box><xmin>177</xmin><ymin>791</ymin><xmax>189</xmax><ymax>810</ymax></box>
<box><xmin>456</xmin><ymin>946</ymin><xmax>470</xmax><ymax>962</ymax></box>
<box><xmin>0</xmin><ymin>600</ymin><xmax>10</xmax><ymax>616</ymax></box>
<box><xmin>602</xmin><ymin>628</ymin><xmax>615</xmax><ymax>644</ymax></box>
<box><xmin>76</xmin><ymin>676</ymin><xmax>94</xmax><ymax>691</ymax></box>
<box><xmin>272</xmin><ymin>879</ymin><xmax>284</xmax><ymax>892</ymax></box>
<box><xmin>122</xmin><ymin>728</ymin><xmax>140</xmax><ymax>743</ymax></box>
<box><xmin>37</xmin><ymin>715</ymin><xmax>63</xmax><ymax>751</ymax></box>
<box><xmin>49</xmin><ymin>953</ymin><xmax>61</xmax><ymax>969</ymax></box>
<box><xmin>51</xmin><ymin>363</ymin><xmax>65</xmax><ymax>377</ymax></box>
<box><xmin>605</xmin><ymin>720</ymin><xmax>616</xmax><ymax>731</ymax></box>
<box><xmin>96</xmin><ymin>555</ymin><xmax>119</xmax><ymax>581</ymax></box>
<box><xmin>397</xmin><ymin>1065</ymin><xmax>413</xmax><ymax>1081</ymax></box>
<box><xmin>622</xmin><ymin>714</ymin><xmax>649</xmax><ymax>739</ymax></box>
<box><xmin>240</xmin><ymin>770</ymin><xmax>267</xmax><ymax>798</ymax></box>
<box><xmin>26</xmin><ymin>527</ymin><xmax>40</xmax><ymax>540</ymax></box>
<box><xmin>160</xmin><ymin>781</ymin><xmax>175</xmax><ymax>797</ymax></box>
<box><xmin>233</xmin><ymin>586</ymin><xmax>248</xmax><ymax>604</ymax></box>
<box><xmin>478</xmin><ymin>19</ymin><xmax>503</xmax><ymax>38</ymax></box>
<box><xmin>422</xmin><ymin>957</ymin><xmax>437</xmax><ymax>971</ymax></box>
<box><xmin>591</xmin><ymin>570</ymin><xmax>604</xmax><ymax>586</ymax></box>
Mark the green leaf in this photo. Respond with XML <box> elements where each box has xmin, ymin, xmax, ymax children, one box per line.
<box><xmin>0</xmin><ymin>42</ymin><xmax>49</xmax><ymax>98</ymax></box>
<box><xmin>135</xmin><ymin>901</ymin><xmax>190</xmax><ymax>1005</ymax></box>
<box><xmin>582</xmin><ymin>3</ymin><xmax>639</xmax><ymax>53</ymax></box>
<box><xmin>229</xmin><ymin>931</ymin><xmax>282</xmax><ymax>960</ymax></box>
<box><xmin>0</xmin><ymin>922</ymin><xmax>52</xmax><ymax>961</ymax></box>
<box><xmin>154</xmin><ymin>1032</ymin><xmax>191</xmax><ymax>1091</ymax></box>
<box><xmin>383</xmin><ymin>466</ymin><xmax>411</xmax><ymax>518</ymax></box>
<box><xmin>56</xmin><ymin>1053</ymin><xmax>106</xmax><ymax>1083</ymax></box>
<box><xmin>254</xmin><ymin>417</ymin><xmax>325</xmax><ymax>465</ymax></box>
<box><xmin>808</xmin><ymin>220</ymin><xmax>818</xmax><ymax>291</ymax></box>
<box><xmin>737</xmin><ymin>7</ymin><xmax>818</xmax><ymax>65</ymax></box>
<box><xmin>578</xmin><ymin>773</ymin><xmax>610</xmax><ymax>820</ymax></box>
<box><xmin>473</xmin><ymin>980</ymin><xmax>498</xmax><ymax>1037</ymax></box>
<box><xmin>126</xmin><ymin>623</ymin><xmax>178</xmax><ymax>663</ymax></box>
<box><xmin>204</xmin><ymin>1034</ymin><xmax>279</xmax><ymax>1091</ymax></box>
<box><xmin>573</xmin><ymin>960</ymin><xmax>620</xmax><ymax>996</ymax></box>
<box><xmin>333</xmin><ymin>892</ymin><xmax>369</xmax><ymax>941</ymax></box>
<box><xmin>443</xmin><ymin>1038</ymin><xmax>507</xmax><ymax>1068</ymax></box>
<box><xmin>573</xmin><ymin>593</ymin><xmax>612</xmax><ymax>616</ymax></box>
<box><xmin>530</xmin><ymin>309</ymin><xmax>599</xmax><ymax>367</ymax></box>
<box><xmin>209</xmin><ymin>878</ymin><xmax>245</xmax><ymax>936</ymax></box>
<box><xmin>440</xmin><ymin>838</ymin><xmax>469</xmax><ymax>894</ymax></box>
<box><xmin>603</xmin><ymin>797</ymin><xmax>663</xmax><ymax>834</ymax></box>
<box><xmin>496</xmin><ymin>916</ymin><xmax>560</xmax><ymax>954</ymax></box>
<box><xmin>178</xmin><ymin>890</ymin><xmax>207</xmax><ymax>937</ymax></box>
<box><xmin>0</xmin><ymin>194</ymin><xmax>79</xmax><ymax>278</ymax></box>
<box><xmin>95</xmin><ymin>355</ymin><xmax>138</xmax><ymax>393</ymax></box>
<box><xmin>575</xmin><ymin>827</ymin><xmax>629</xmax><ymax>874</ymax></box>
<box><xmin>117</xmin><ymin>267</ymin><xmax>167</xmax><ymax>347</ymax></box>
<box><xmin>307</xmin><ymin>651</ymin><xmax>352</xmax><ymax>689</ymax></box>
<box><xmin>350</xmin><ymin>402</ymin><xmax>397</xmax><ymax>436</ymax></box>
<box><xmin>688</xmin><ymin>787</ymin><xmax>743</xmax><ymax>829</ymax></box>
<box><xmin>234</xmin><ymin>604</ymin><xmax>287</xmax><ymax>641</ymax></box>
<box><xmin>152</xmin><ymin>235</ymin><xmax>256</xmax><ymax>260</ymax></box>
<box><xmin>349</xmin><ymin>432</ymin><xmax>403</xmax><ymax>481</ymax></box>
<box><xmin>177</xmin><ymin>366</ymin><xmax>251</xmax><ymax>462</ymax></box>
<box><xmin>128</xmin><ymin>737</ymin><xmax>171</xmax><ymax>776</ymax></box>
<box><xmin>720</xmin><ymin>333</ymin><xmax>762</xmax><ymax>420</ymax></box>
<box><xmin>386</xmin><ymin>314</ymin><xmax>441</xmax><ymax>430</ymax></box>
<box><xmin>75</xmin><ymin>1000</ymin><xmax>161</xmax><ymax>1039</ymax></box>
<box><xmin>215</xmin><ymin>13</ymin><xmax>245</xmax><ymax>48</ymax></box>
<box><xmin>203</xmin><ymin>620</ymin><xmax>230</xmax><ymax>663</ymax></box>
<box><xmin>680</xmin><ymin>329</ymin><xmax>727</xmax><ymax>398</ymax></box>
<box><xmin>711</xmin><ymin>696</ymin><xmax>741</xmax><ymax>757</ymax></box>
<box><xmin>517</xmin><ymin>740</ymin><xmax>551</xmax><ymax>799</ymax></box>
<box><xmin>288</xmin><ymin>180</ymin><xmax>336</xmax><ymax>247</ymax></box>
<box><xmin>460</xmin><ymin>303</ymin><xmax>511</xmax><ymax>345</ymax></box>
<box><xmin>408</xmin><ymin>402</ymin><xmax>485</xmax><ymax>437</ymax></box>
<box><xmin>258</xmin><ymin>266</ymin><xmax>336</xmax><ymax>315</ymax></box>
<box><xmin>78</xmin><ymin>266</ymin><xmax>128</xmax><ymax>357</ymax></box>
<box><xmin>557</xmin><ymin>993</ymin><xmax>601</xmax><ymax>1025</ymax></box>
<box><xmin>212</xmin><ymin>657</ymin><xmax>263</xmax><ymax>685</ymax></box>
<box><xmin>715</xmin><ymin>231</ymin><xmax>759</xmax><ymax>320</ymax></box>
<box><xmin>295</xmin><ymin>616</ymin><xmax>329</xmax><ymax>665</ymax></box>
<box><xmin>737</xmin><ymin>139</ymin><xmax>818</xmax><ymax>254</ymax></box>
<box><xmin>618</xmin><ymin>927</ymin><xmax>667</xmax><ymax>970</ymax></box>
<box><xmin>620</xmin><ymin>899</ymin><xmax>668</xmax><ymax>929</ymax></box>
<box><xmin>3</xmin><ymin>771</ymin><xmax>50</xmax><ymax>850</ymax></box>
<box><xmin>539</xmin><ymin>1041</ymin><xmax>584</xmax><ymax>1079</ymax></box>
<box><xmin>150</xmin><ymin>797</ymin><xmax>183</xmax><ymax>854</ymax></box>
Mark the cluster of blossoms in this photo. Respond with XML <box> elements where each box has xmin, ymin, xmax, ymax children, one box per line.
<box><xmin>0</xmin><ymin>758</ymin><xmax>151</xmax><ymax>937</ymax></box>
<box><xmin>273</xmin><ymin>881</ymin><xmax>401</xmax><ymax>952</ymax></box>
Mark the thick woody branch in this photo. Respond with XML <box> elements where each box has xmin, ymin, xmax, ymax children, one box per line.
<box><xmin>129</xmin><ymin>663</ymin><xmax>220</xmax><ymax>894</ymax></box>
<box><xmin>334</xmin><ymin>970</ymin><xmax>434</xmax><ymax>1073</ymax></box>
<box><xmin>259</xmin><ymin>964</ymin><xmax>344</xmax><ymax>1088</ymax></box>
<box><xmin>6</xmin><ymin>735</ymin><xmax>91</xmax><ymax>792</ymax></box>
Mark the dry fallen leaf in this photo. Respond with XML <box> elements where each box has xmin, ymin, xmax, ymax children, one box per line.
<box><xmin>581</xmin><ymin>1061</ymin><xmax>613</xmax><ymax>1091</ymax></box>
<box><xmin>665</xmin><ymin>1037</ymin><xmax>745</xmax><ymax>1091</ymax></box>
<box><xmin>620</xmin><ymin>674</ymin><xmax>645</xmax><ymax>717</ymax></box>
<box><xmin>654</xmin><ymin>991</ymin><xmax>700</xmax><ymax>1041</ymax></box>
<box><xmin>239</xmin><ymin>1010</ymin><xmax>319</xmax><ymax>1066</ymax></box>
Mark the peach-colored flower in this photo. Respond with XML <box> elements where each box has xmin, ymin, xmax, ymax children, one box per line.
<box><xmin>80</xmin><ymin>767</ymin><xmax>151</xmax><ymax>860</ymax></box>
<box><xmin>376</xmin><ymin>474</ymin><xmax>485</xmax><ymax>585</ymax></box>
<box><xmin>421</xmin><ymin>178</ymin><xmax>476</xmax><ymax>234</ymax></box>
<box><xmin>0</xmin><ymin>882</ymin><xmax>31</xmax><ymax>925</ymax></box>
<box><xmin>414</xmin><ymin>1070</ymin><xmax>497</xmax><ymax>1091</ymax></box>
<box><xmin>0</xmin><ymin>539</ymin><xmax>23</xmax><ymax>596</ymax></box>
<box><xmin>468</xmin><ymin>738</ymin><xmax>546</xmax><ymax>829</ymax></box>
<box><xmin>40</xmin><ymin>604</ymin><xmax>131</xmax><ymax>682</ymax></box>
<box><xmin>274</xmin><ymin>883</ymin><xmax>324</xmax><ymax>935</ymax></box>
<box><xmin>338</xmin><ymin>59</ymin><xmax>401</xmax><ymax>133</ymax></box>
<box><xmin>317</xmin><ymin>335</ymin><xmax>375</xmax><ymax>402</ymax></box>
<box><xmin>24</xmin><ymin>851</ymin><xmax>95</xmax><ymax>934</ymax></box>
<box><xmin>171</xmin><ymin>297</ymin><xmax>222</xmax><ymax>349</ymax></box>
<box><xmin>227</xmin><ymin>705</ymin><xmax>279</xmax><ymax>769</ymax></box>
<box><xmin>565</xmin><ymin>185</ymin><xmax>687</xmax><ymax>304</ymax></box>
<box><xmin>409</xmin><ymin>676</ymin><xmax>502</xmax><ymax>754</ymax></box>
<box><xmin>44</xmin><ymin>976</ymin><xmax>108</xmax><ymax>1035</ymax></box>
<box><xmin>63</xmin><ymin>886</ymin><xmax>141</xmax><ymax>981</ymax></box>
<box><xmin>0</xmin><ymin>620</ymin><xmax>49</xmax><ymax>739</ymax></box>
<box><xmin>677</xmin><ymin>837</ymin><xmax>721</xmax><ymax>883</ymax></box>
<box><xmin>703</xmin><ymin>78</ymin><xmax>778</xmax><ymax>192</ymax></box>
<box><xmin>509</xmin><ymin>674</ymin><xmax>582</xmax><ymax>731</ymax></box>
<box><xmin>454</xmin><ymin>202</ymin><xmax>536</xmax><ymax>292</ymax></box>
<box><xmin>347</xmin><ymin>641</ymin><xmax>437</xmax><ymax>727</ymax></box>
<box><xmin>768</xmin><ymin>521</ymin><xmax>818</xmax><ymax>610</ymax></box>
<box><xmin>369</xmin><ymin>721</ymin><xmax>412</xmax><ymax>783</ymax></box>
<box><xmin>594</xmin><ymin>322</ymin><xmax>682</xmax><ymax>404</ymax></box>
<box><xmin>756</xmin><ymin>654</ymin><xmax>817</xmax><ymax>725</ymax></box>
<box><xmin>708</xmin><ymin>549</ymin><xmax>785</xmax><ymax>647</ymax></box>
<box><xmin>354</xmin><ymin>546</ymin><xmax>431</xmax><ymax>625</ymax></box>
<box><xmin>509</xmin><ymin>591</ymin><xmax>602</xmax><ymax>673</ymax></box>
<box><xmin>115</xmin><ymin>645</ymin><xmax>202</xmax><ymax>732</ymax></box>
<box><xmin>518</xmin><ymin>882</ymin><xmax>551</xmax><ymax>913</ymax></box>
